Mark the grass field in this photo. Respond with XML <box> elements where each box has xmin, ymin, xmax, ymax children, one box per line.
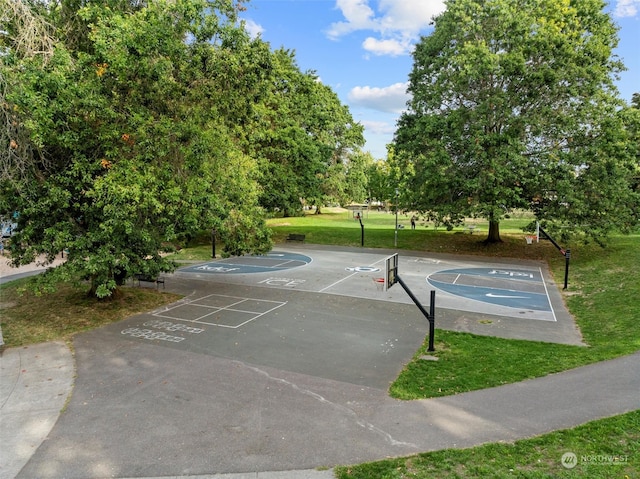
<box><xmin>0</xmin><ymin>278</ymin><xmax>181</xmax><ymax>346</ymax></box>
<box><xmin>2</xmin><ymin>207</ymin><xmax>638</xmax><ymax>478</ymax></box>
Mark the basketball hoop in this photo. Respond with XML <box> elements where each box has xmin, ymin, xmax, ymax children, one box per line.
<box><xmin>525</xmin><ymin>235</ymin><xmax>535</xmax><ymax>245</ymax></box>
<box><xmin>373</xmin><ymin>277</ymin><xmax>385</xmax><ymax>291</ymax></box>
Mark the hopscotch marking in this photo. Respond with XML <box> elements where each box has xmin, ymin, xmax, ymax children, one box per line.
<box><xmin>153</xmin><ymin>293</ymin><xmax>287</xmax><ymax>329</ymax></box>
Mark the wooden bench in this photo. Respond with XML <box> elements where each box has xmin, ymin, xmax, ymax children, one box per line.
<box><xmin>286</xmin><ymin>233</ymin><xmax>306</xmax><ymax>243</ymax></box>
<box><xmin>134</xmin><ymin>274</ymin><xmax>165</xmax><ymax>289</ymax></box>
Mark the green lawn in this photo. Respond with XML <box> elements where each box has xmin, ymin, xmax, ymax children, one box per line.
<box><xmin>0</xmin><ymin>278</ymin><xmax>181</xmax><ymax>346</ymax></box>
<box><xmin>335</xmin><ymin>409</ymin><xmax>640</xmax><ymax>478</ymax></box>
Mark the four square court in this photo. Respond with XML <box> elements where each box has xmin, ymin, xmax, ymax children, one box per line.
<box><xmin>153</xmin><ymin>293</ymin><xmax>287</xmax><ymax>329</ymax></box>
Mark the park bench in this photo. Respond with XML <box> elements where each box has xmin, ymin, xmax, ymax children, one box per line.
<box><xmin>286</xmin><ymin>233</ymin><xmax>306</xmax><ymax>243</ymax></box>
<box><xmin>464</xmin><ymin>224</ymin><xmax>479</xmax><ymax>234</ymax></box>
<box><xmin>134</xmin><ymin>273</ymin><xmax>165</xmax><ymax>289</ymax></box>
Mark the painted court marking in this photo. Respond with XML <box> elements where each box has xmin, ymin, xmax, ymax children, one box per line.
<box><xmin>427</xmin><ymin>267</ymin><xmax>557</xmax><ymax>321</ymax></box>
<box><xmin>179</xmin><ymin>251</ymin><xmax>312</xmax><ymax>275</ymax></box>
<box><xmin>153</xmin><ymin>293</ymin><xmax>287</xmax><ymax>329</ymax></box>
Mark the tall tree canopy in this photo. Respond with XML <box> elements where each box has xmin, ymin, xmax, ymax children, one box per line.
<box><xmin>1</xmin><ymin>0</ymin><xmax>362</xmax><ymax>297</ymax></box>
<box><xmin>237</xmin><ymin>48</ymin><xmax>364</xmax><ymax>216</ymax></box>
<box><xmin>393</xmin><ymin>0</ymin><xmax>639</xmax><ymax>243</ymax></box>
<box><xmin>2</xmin><ymin>0</ymin><xmax>267</xmax><ymax>297</ymax></box>
<box><xmin>623</xmin><ymin>93</ymin><xmax>640</xmax><ymax>194</ymax></box>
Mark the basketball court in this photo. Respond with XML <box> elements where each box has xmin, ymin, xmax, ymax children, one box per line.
<box><xmin>172</xmin><ymin>247</ymin><xmax>576</xmax><ymax>332</ymax></box>
<box><xmin>110</xmin><ymin>245</ymin><xmax>583</xmax><ymax>388</ymax></box>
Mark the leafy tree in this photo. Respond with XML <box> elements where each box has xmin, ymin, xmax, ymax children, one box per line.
<box><xmin>1</xmin><ymin>0</ymin><xmax>271</xmax><ymax>297</ymax></box>
<box><xmin>343</xmin><ymin>150</ymin><xmax>373</xmax><ymax>205</ymax></box>
<box><xmin>622</xmin><ymin>93</ymin><xmax>640</xmax><ymax>194</ymax></box>
<box><xmin>232</xmin><ymin>47</ymin><xmax>364</xmax><ymax>216</ymax></box>
<box><xmin>306</xmin><ymin>81</ymin><xmax>365</xmax><ymax>212</ymax></box>
<box><xmin>365</xmin><ymin>157</ymin><xmax>393</xmax><ymax>208</ymax></box>
<box><xmin>393</xmin><ymin>0</ymin><xmax>638</xmax><ymax>243</ymax></box>
<box><xmin>252</xmin><ymin>50</ymin><xmax>331</xmax><ymax>216</ymax></box>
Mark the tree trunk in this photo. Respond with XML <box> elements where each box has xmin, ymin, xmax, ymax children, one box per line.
<box><xmin>486</xmin><ymin>220</ymin><xmax>502</xmax><ymax>243</ymax></box>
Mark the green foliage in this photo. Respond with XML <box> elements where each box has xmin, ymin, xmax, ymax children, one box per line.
<box><xmin>0</xmin><ymin>0</ymin><xmax>274</xmax><ymax>297</ymax></box>
<box><xmin>344</xmin><ymin>151</ymin><xmax>373</xmax><ymax>204</ymax></box>
<box><xmin>1</xmin><ymin>0</ymin><xmax>365</xmax><ymax>296</ymax></box>
<box><xmin>237</xmin><ymin>48</ymin><xmax>365</xmax><ymax>215</ymax></box>
<box><xmin>394</xmin><ymin>0</ymin><xmax>639</xmax><ymax>243</ymax></box>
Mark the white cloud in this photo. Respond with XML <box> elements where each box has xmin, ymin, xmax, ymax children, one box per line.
<box><xmin>327</xmin><ymin>0</ymin><xmax>377</xmax><ymax>39</ymax></box>
<box><xmin>360</xmin><ymin>119</ymin><xmax>396</xmax><ymax>135</ymax></box>
<box><xmin>348</xmin><ymin>82</ymin><xmax>409</xmax><ymax>113</ymax></box>
<box><xmin>376</xmin><ymin>0</ymin><xmax>444</xmax><ymax>34</ymax></box>
<box><xmin>328</xmin><ymin>0</ymin><xmax>445</xmax><ymax>55</ymax></box>
<box><xmin>614</xmin><ymin>0</ymin><xmax>640</xmax><ymax>17</ymax></box>
<box><xmin>362</xmin><ymin>37</ymin><xmax>408</xmax><ymax>56</ymax></box>
<box><xmin>243</xmin><ymin>19</ymin><xmax>264</xmax><ymax>39</ymax></box>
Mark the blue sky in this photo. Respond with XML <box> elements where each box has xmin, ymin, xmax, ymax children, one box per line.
<box><xmin>240</xmin><ymin>0</ymin><xmax>640</xmax><ymax>160</ymax></box>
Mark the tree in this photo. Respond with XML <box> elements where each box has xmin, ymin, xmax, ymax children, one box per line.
<box><xmin>393</xmin><ymin>0</ymin><xmax>638</xmax><ymax>243</ymax></box>
<box><xmin>622</xmin><ymin>93</ymin><xmax>640</xmax><ymax>195</ymax></box>
<box><xmin>365</xmin><ymin>156</ymin><xmax>393</xmax><ymax>209</ymax></box>
<box><xmin>1</xmin><ymin>0</ymin><xmax>271</xmax><ymax>297</ymax></box>
<box><xmin>187</xmin><ymin>38</ymin><xmax>364</xmax><ymax>217</ymax></box>
<box><xmin>252</xmin><ymin>50</ymin><xmax>332</xmax><ymax>216</ymax></box>
<box><xmin>343</xmin><ymin>150</ymin><xmax>373</xmax><ymax>205</ymax></box>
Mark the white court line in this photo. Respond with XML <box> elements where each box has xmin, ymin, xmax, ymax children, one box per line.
<box><xmin>539</xmin><ymin>266</ymin><xmax>558</xmax><ymax>322</ymax></box>
<box><xmin>453</xmin><ymin>274</ymin><xmax>461</xmax><ymax>285</ymax></box>
<box><xmin>426</xmin><ymin>271</ymin><xmax>557</xmax><ymax>322</ymax></box>
<box><xmin>153</xmin><ymin>295</ymin><xmax>287</xmax><ymax>329</ymax></box>
<box><xmin>319</xmin><ymin>256</ymin><xmax>387</xmax><ymax>293</ymax></box>
<box><xmin>268</xmin><ymin>259</ymin><xmax>303</xmax><ymax>268</ymax></box>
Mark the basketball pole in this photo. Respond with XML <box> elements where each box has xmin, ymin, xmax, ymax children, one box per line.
<box><xmin>395</xmin><ymin>275</ymin><xmax>436</xmax><ymax>352</ymax></box>
<box><xmin>538</xmin><ymin>225</ymin><xmax>570</xmax><ymax>290</ymax></box>
<box><xmin>394</xmin><ymin>188</ymin><xmax>398</xmax><ymax>247</ymax></box>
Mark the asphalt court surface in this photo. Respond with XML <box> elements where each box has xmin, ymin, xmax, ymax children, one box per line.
<box><xmin>180</xmin><ymin>251</ymin><xmax>312</xmax><ymax>275</ymax></box>
<box><xmin>172</xmin><ymin>247</ymin><xmax>576</xmax><ymax>329</ymax></box>
<box><xmin>427</xmin><ymin>267</ymin><xmax>553</xmax><ymax>316</ymax></box>
<box><xmin>112</xmin><ymin>245</ymin><xmax>582</xmax><ymax>387</ymax></box>
<box><xmin>116</xmin><ymin>279</ymin><xmax>431</xmax><ymax>389</ymax></box>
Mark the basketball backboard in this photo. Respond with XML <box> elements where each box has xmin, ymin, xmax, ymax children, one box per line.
<box><xmin>384</xmin><ymin>253</ymin><xmax>398</xmax><ymax>290</ymax></box>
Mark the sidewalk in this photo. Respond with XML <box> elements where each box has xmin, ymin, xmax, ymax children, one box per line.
<box><xmin>2</xmin><ymin>336</ymin><xmax>639</xmax><ymax>479</ymax></box>
<box><xmin>0</xmin><ymin>342</ymin><xmax>74</xmax><ymax>479</ymax></box>
<box><xmin>0</xmin><ymin>254</ymin><xmax>66</xmax><ymax>284</ymax></box>
<box><xmin>0</xmin><ymin>345</ymin><xmax>334</xmax><ymax>479</ymax></box>
<box><xmin>0</xmin><ymin>262</ymin><xmax>335</xmax><ymax>479</ymax></box>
